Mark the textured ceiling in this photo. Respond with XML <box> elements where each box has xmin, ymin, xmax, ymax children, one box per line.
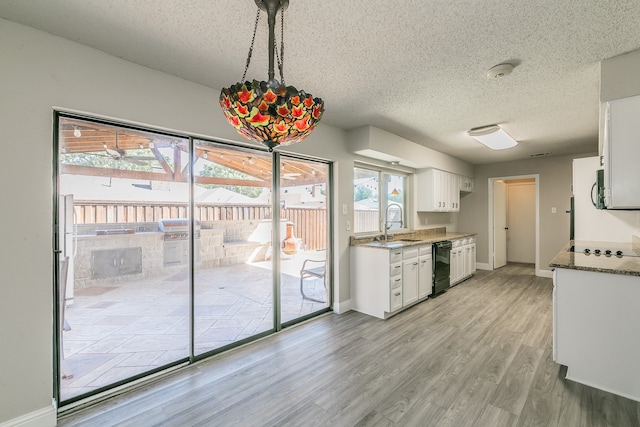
<box><xmin>2</xmin><ymin>0</ymin><xmax>640</xmax><ymax>164</ymax></box>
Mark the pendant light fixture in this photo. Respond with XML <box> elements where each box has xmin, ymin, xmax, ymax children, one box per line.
<box><xmin>219</xmin><ymin>0</ymin><xmax>324</xmax><ymax>152</ymax></box>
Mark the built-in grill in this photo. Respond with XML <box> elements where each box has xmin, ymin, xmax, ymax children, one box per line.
<box><xmin>159</xmin><ymin>219</ymin><xmax>200</xmax><ymax>265</ymax></box>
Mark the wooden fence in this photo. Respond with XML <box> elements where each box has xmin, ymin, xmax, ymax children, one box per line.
<box><xmin>73</xmin><ymin>201</ymin><xmax>328</xmax><ymax>251</ymax></box>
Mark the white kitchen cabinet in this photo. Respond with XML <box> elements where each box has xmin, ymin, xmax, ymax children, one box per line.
<box><xmin>450</xmin><ymin>244</ymin><xmax>458</xmax><ymax>284</ymax></box>
<box><xmin>450</xmin><ymin>237</ymin><xmax>476</xmax><ymax>286</ymax></box>
<box><xmin>603</xmin><ymin>94</ymin><xmax>640</xmax><ymax>209</ymax></box>
<box><xmin>465</xmin><ymin>237</ymin><xmax>476</xmax><ymax>276</ymax></box>
<box><xmin>402</xmin><ymin>259</ymin><xmax>419</xmax><ymax>306</ymax></box>
<box><xmin>418</xmin><ymin>245</ymin><xmax>433</xmax><ymax>299</ymax></box>
<box><xmin>460</xmin><ymin>176</ymin><xmax>474</xmax><ymax>192</ymax></box>
<box><xmin>553</xmin><ymin>268</ymin><xmax>640</xmax><ymax>401</ymax></box>
<box><xmin>449</xmin><ymin>174</ymin><xmax>460</xmax><ymax>211</ymax></box>
<box><xmin>351</xmin><ymin>244</ymin><xmax>431</xmax><ymax>319</ymax></box>
<box><xmin>351</xmin><ymin>246</ymin><xmax>403</xmax><ymax>319</ymax></box>
<box><xmin>402</xmin><ymin>247</ymin><xmax>419</xmax><ymax>306</ymax></box>
<box><xmin>417</xmin><ymin>169</ymin><xmax>461</xmax><ymax>212</ymax></box>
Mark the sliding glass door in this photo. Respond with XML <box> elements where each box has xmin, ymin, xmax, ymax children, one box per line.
<box><xmin>279</xmin><ymin>156</ymin><xmax>330</xmax><ymax>324</ymax></box>
<box><xmin>55</xmin><ymin>114</ymin><xmax>332</xmax><ymax>405</ymax></box>
<box><xmin>56</xmin><ymin>116</ymin><xmax>191</xmax><ymax>402</ymax></box>
<box><xmin>193</xmin><ymin>141</ymin><xmax>275</xmax><ymax>356</ymax></box>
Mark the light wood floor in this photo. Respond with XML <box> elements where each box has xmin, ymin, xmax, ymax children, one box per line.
<box><xmin>58</xmin><ymin>264</ymin><xmax>640</xmax><ymax>426</ymax></box>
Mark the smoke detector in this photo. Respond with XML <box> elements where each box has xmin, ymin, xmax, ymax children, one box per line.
<box><xmin>486</xmin><ymin>63</ymin><xmax>514</xmax><ymax>79</ymax></box>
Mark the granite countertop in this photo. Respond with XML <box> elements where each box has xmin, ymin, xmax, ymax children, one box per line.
<box><xmin>549</xmin><ymin>240</ymin><xmax>640</xmax><ymax>277</ymax></box>
<box><xmin>350</xmin><ymin>227</ymin><xmax>477</xmax><ymax>250</ymax></box>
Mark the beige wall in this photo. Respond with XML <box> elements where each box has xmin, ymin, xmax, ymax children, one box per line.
<box><xmin>458</xmin><ymin>153</ymin><xmax>595</xmax><ymax>271</ymax></box>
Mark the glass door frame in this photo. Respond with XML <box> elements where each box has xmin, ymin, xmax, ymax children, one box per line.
<box><xmin>53</xmin><ymin>111</ymin><xmax>333</xmax><ymax>408</ymax></box>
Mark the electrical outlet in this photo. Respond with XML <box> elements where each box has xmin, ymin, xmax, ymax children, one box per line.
<box><xmin>551</xmin><ymin>207</ymin><xmax>557</xmax><ymax>214</ymax></box>
<box><xmin>346</xmin><ymin>220</ymin><xmax>351</xmax><ymax>231</ymax></box>
<box><xmin>342</xmin><ymin>204</ymin><xmax>347</xmax><ymax>215</ymax></box>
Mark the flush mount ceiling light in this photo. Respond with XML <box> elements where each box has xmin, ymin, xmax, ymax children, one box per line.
<box><xmin>467</xmin><ymin>125</ymin><xmax>518</xmax><ymax>150</ymax></box>
<box><xmin>219</xmin><ymin>0</ymin><xmax>324</xmax><ymax>152</ymax></box>
<box><xmin>486</xmin><ymin>63</ymin><xmax>514</xmax><ymax>79</ymax></box>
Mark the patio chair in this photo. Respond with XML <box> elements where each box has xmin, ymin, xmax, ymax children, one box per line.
<box><xmin>300</xmin><ymin>259</ymin><xmax>327</xmax><ymax>303</ymax></box>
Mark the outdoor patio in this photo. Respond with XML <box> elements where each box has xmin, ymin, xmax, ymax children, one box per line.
<box><xmin>60</xmin><ymin>252</ymin><xmax>328</xmax><ymax>401</ymax></box>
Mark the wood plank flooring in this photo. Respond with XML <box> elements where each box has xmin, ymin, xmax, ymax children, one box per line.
<box><xmin>58</xmin><ymin>264</ymin><xmax>640</xmax><ymax>426</ymax></box>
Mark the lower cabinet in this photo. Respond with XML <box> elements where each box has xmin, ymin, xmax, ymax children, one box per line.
<box><xmin>402</xmin><ymin>247</ymin><xmax>419</xmax><ymax>306</ymax></box>
<box><xmin>418</xmin><ymin>252</ymin><xmax>433</xmax><ymax>299</ymax></box>
<box><xmin>351</xmin><ymin>244</ymin><xmax>433</xmax><ymax>319</ymax></box>
<box><xmin>450</xmin><ymin>237</ymin><xmax>476</xmax><ymax>286</ymax></box>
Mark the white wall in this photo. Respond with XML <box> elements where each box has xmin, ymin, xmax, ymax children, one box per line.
<box><xmin>0</xmin><ymin>18</ymin><xmax>356</xmax><ymax>425</ymax></box>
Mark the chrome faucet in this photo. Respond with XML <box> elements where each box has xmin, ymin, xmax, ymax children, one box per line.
<box><xmin>384</xmin><ymin>203</ymin><xmax>404</xmax><ymax>241</ymax></box>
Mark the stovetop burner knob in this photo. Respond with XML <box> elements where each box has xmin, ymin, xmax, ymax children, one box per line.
<box><xmin>605</xmin><ymin>250</ymin><xmax>612</xmax><ymax>256</ymax></box>
<box><xmin>616</xmin><ymin>250</ymin><xmax>623</xmax><ymax>257</ymax></box>
<box><xmin>584</xmin><ymin>248</ymin><xmax>591</xmax><ymax>254</ymax></box>
<box><xmin>594</xmin><ymin>249</ymin><xmax>601</xmax><ymax>255</ymax></box>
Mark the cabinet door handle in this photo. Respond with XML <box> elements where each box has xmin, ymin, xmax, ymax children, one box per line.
<box><xmin>394</xmin><ymin>292</ymin><xmax>401</xmax><ymax>296</ymax></box>
<box><xmin>413</xmin><ymin>262</ymin><xmax>418</xmax><ymax>266</ymax></box>
<box><xmin>394</xmin><ymin>278</ymin><xmax>401</xmax><ymax>282</ymax></box>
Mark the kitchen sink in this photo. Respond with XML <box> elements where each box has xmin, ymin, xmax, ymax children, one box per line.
<box><xmin>365</xmin><ymin>238</ymin><xmax>424</xmax><ymax>248</ymax></box>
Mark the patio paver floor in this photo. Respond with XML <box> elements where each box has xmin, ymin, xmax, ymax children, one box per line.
<box><xmin>61</xmin><ymin>256</ymin><xmax>328</xmax><ymax>401</ymax></box>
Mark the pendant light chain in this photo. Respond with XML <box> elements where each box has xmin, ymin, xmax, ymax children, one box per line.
<box><xmin>241</xmin><ymin>9</ymin><xmax>261</xmax><ymax>82</ymax></box>
<box><xmin>275</xmin><ymin>7</ymin><xmax>285</xmax><ymax>85</ymax></box>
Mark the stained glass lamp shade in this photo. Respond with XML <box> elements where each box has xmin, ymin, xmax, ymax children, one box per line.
<box><xmin>219</xmin><ymin>0</ymin><xmax>324</xmax><ymax>151</ymax></box>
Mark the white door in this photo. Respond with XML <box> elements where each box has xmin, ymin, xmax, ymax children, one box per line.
<box><xmin>493</xmin><ymin>180</ymin><xmax>507</xmax><ymax>269</ymax></box>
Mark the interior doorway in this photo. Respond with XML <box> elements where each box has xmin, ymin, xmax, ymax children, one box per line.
<box><xmin>489</xmin><ymin>175</ymin><xmax>540</xmax><ymax>274</ymax></box>
<box><xmin>506</xmin><ymin>180</ymin><xmax>536</xmax><ymax>263</ymax></box>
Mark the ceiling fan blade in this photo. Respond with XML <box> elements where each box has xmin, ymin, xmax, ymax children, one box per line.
<box><xmin>126</xmin><ymin>156</ymin><xmax>157</xmax><ymax>161</ymax></box>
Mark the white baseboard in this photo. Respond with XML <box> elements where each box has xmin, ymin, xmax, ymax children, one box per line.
<box><xmin>536</xmin><ymin>269</ymin><xmax>553</xmax><ymax>278</ymax></box>
<box><xmin>476</xmin><ymin>262</ymin><xmax>492</xmax><ymax>271</ymax></box>
<box><xmin>333</xmin><ymin>298</ymin><xmax>352</xmax><ymax>314</ymax></box>
<box><xmin>0</xmin><ymin>404</ymin><xmax>57</xmax><ymax>427</ymax></box>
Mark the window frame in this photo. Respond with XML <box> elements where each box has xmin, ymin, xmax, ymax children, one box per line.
<box><xmin>353</xmin><ymin>164</ymin><xmax>408</xmax><ymax>236</ymax></box>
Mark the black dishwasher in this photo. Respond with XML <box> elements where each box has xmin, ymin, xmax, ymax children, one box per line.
<box><xmin>432</xmin><ymin>241</ymin><xmax>452</xmax><ymax>296</ymax></box>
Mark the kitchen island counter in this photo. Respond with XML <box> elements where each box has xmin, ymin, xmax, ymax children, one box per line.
<box><xmin>549</xmin><ymin>240</ymin><xmax>640</xmax><ymax>277</ymax></box>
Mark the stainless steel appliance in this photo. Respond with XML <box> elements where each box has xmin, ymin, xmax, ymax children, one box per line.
<box><xmin>159</xmin><ymin>219</ymin><xmax>201</xmax><ymax>266</ymax></box>
<box><xmin>432</xmin><ymin>240</ymin><xmax>452</xmax><ymax>296</ymax></box>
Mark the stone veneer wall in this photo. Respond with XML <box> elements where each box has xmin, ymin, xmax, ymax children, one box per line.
<box><xmin>73</xmin><ymin>219</ymin><xmax>266</xmax><ymax>288</ymax></box>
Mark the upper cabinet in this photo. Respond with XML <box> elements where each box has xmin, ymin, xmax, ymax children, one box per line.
<box><xmin>417</xmin><ymin>169</ymin><xmax>472</xmax><ymax>212</ymax></box>
<box><xmin>603</xmin><ymin>94</ymin><xmax>640</xmax><ymax>209</ymax></box>
<box><xmin>460</xmin><ymin>176</ymin><xmax>474</xmax><ymax>192</ymax></box>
